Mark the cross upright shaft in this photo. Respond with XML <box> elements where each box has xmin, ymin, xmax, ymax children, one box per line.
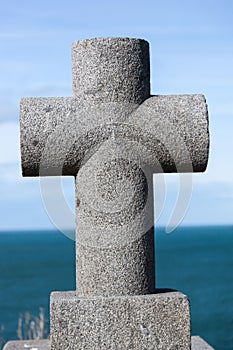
<box><xmin>20</xmin><ymin>38</ymin><xmax>209</xmax><ymax>298</ymax></box>
<box><xmin>73</xmin><ymin>38</ymin><xmax>154</xmax><ymax>297</ymax></box>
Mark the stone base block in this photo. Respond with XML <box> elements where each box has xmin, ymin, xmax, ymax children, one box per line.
<box><xmin>50</xmin><ymin>290</ymin><xmax>191</xmax><ymax>350</ymax></box>
<box><xmin>3</xmin><ymin>340</ymin><xmax>50</xmax><ymax>350</ymax></box>
<box><xmin>2</xmin><ymin>336</ymin><xmax>215</xmax><ymax>350</ymax></box>
<box><xmin>192</xmin><ymin>336</ymin><xmax>215</xmax><ymax>350</ymax></box>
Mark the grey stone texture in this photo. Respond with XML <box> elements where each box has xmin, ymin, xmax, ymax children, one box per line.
<box><xmin>18</xmin><ymin>37</ymin><xmax>213</xmax><ymax>349</ymax></box>
<box><xmin>50</xmin><ymin>290</ymin><xmax>191</xmax><ymax>350</ymax></box>
<box><xmin>3</xmin><ymin>337</ymin><xmax>215</xmax><ymax>350</ymax></box>
<box><xmin>72</xmin><ymin>38</ymin><xmax>150</xmax><ymax>104</ymax></box>
<box><xmin>3</xmin><ymin>340</ymin><xmax>50</xmax><ymax>350</ymax></box>
<box><xmin>75</xmin><ymin>226</ymin><xmax>155</xmax><ymax>297</ymax></box>
<box><xmin>74</xmin><ymin>93</ymin><xmax>209</xmax><ymax>297</ymax></box>
<box><xmin>20</xmin><ymin>38</ymin><xmax>208</xmax><ymax>178</ymax></box>
<box><xmin>20</xmin><ymin>94</ymin><xmax>209</xmax><ymax>177</ymax></box>
<box><xmin>192</xmin><ymin>336</ymin><xmax>215</xmax><ymax>350</ymax></box>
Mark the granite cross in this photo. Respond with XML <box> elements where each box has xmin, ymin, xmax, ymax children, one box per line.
<box><xmin>20</xmin><ymin>37</ymin><xmax>209</xmax><ymax>349</ymax></box>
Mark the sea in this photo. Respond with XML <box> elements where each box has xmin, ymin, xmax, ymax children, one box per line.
<box><xmin>0</xmin><ymin>226</ymin><xmax>233</xmax><ymax>350</ymax></box>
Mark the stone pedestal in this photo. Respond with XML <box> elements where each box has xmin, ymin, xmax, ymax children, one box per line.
<box><xmin>192</xmin><ymin>336</ymin><xmax>215</xmax><ymax>350</ymax></box>
<box><xmin>3</xmin><ymin>340</ymin><xmax>50</xmax><ymax>350</ymax></box>
<box><xmin>3</xmin><ymin>337</ymin><xmax>215</xmax><ymax>350</ymax></box>
<box><xmin>50</xmin><ymin>290</ymin><xmax>190</xmax><ymax>350</ymax></box>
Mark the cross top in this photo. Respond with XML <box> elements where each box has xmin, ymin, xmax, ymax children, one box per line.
<box><xmin>20</xmin><ymin>37</ymin><xmax>209</xmax><ymax>297</ymax></box>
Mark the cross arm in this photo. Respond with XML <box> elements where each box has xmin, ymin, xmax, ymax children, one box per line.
<box><xmin>20</xmin><ymin>94</ymin><xmax>209</xmax><ymax>177</ymax></box>
<box><xmin>20</xmin><ymin>97</ymin><xmax>136</xmax><ymax>177</ymax></box>
<box><xmin>128</xmin><ymin>94</ymin><xmax>209</xmax><ymax>173</ymax></box>
<box><xmin>20</xmin><ymin>97</ymin><xmax>82</xmax><ymax>177</ymax></box>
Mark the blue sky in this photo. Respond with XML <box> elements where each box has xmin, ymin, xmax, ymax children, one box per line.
<box><xmin>0</xmin><ymin>0</ymin><xmax>232</xmax><ymax>231</ymax></box>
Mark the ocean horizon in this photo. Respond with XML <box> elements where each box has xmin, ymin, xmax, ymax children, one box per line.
<box><xmin>0</xmin><ymin>225</ymin><xmax>233</xmax><ymax>350</ymax></box>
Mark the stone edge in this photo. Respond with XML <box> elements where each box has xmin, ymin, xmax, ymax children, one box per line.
<box><xmin>191</xmin><ymin>336</ymin><xmax>215</xmax><ymax>350</ymax></box>
<box><xmin>3</xmin><ymin>339</ymin><xmax>50</xmax><ymax>350</ymax></box>
<box><xmin>3</xmin><ymin>336</ymin><xmax>215</xmax><ymax>349</ymax></box>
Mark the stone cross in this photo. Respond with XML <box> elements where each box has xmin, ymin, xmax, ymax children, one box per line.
<box><xmin>19</xmin><ymin>38</ymin><xmax>209</xmax><ymax>349</ymax></box>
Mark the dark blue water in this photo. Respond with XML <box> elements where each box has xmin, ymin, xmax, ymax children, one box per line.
<box><xmin>0</xmin><ymin>226</ymin><xmax>232</xmax><ymax>350</ymax></box>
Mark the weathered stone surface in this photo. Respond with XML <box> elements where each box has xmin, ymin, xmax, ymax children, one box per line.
<box><xmin>3</xmin><ymin>339</ymin><xmax>50</xmax><ymax>350</ymax></box>
<box><xmin>20</xmin><ymin>98</ymin><xmax>137</xmax><ymax>177</ymax></box>
<box><xmin>3</xmin><ymin>337</ymin><xmax>215</xmax><ymax>350</ymax></box>
<box><xmin>20</xmin><ymin>94</ymin><xmax>209</xmax><ymax>177</ymax></box>
<box><xmin>19</xmin><ymin>37</ymin><xmax>213</xmax><ymax>350</ymax></box>
<box><xmin>20</xmin><ymin>38</ymin><xmax>209</xmax><ymax>179</ymax></box>
<box><xmin>20</xmin><ymin>37</ymin><xmax>208</xmax><ymax>301</ymax></box>
<box><xmin>72</xmin><ymin>37</ymin><xmax>150</xmax><ymax>104</ymax></box>
<box><xmin>75</xmin><ymin>228</ymin><xmax>155</xmax><ymax>297</ymax></box>
<box><xmin>132</xmin><ymin>94</ymin><xmax>209</xmax><ymax>173</ymax></box>
<box><xmin>50</xmin><ymin>290</ymin><xmax>191</xmax><ymax>350</ymax></box>
<box><xmin>74</xmin><ymin>93</ymin><xmax>208</xmax><ymax>296</ymax></box>
<box><xmin>192</xmin><ymin>336</ymin><xmax>215</xmax><ymax>350</ymax></box>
